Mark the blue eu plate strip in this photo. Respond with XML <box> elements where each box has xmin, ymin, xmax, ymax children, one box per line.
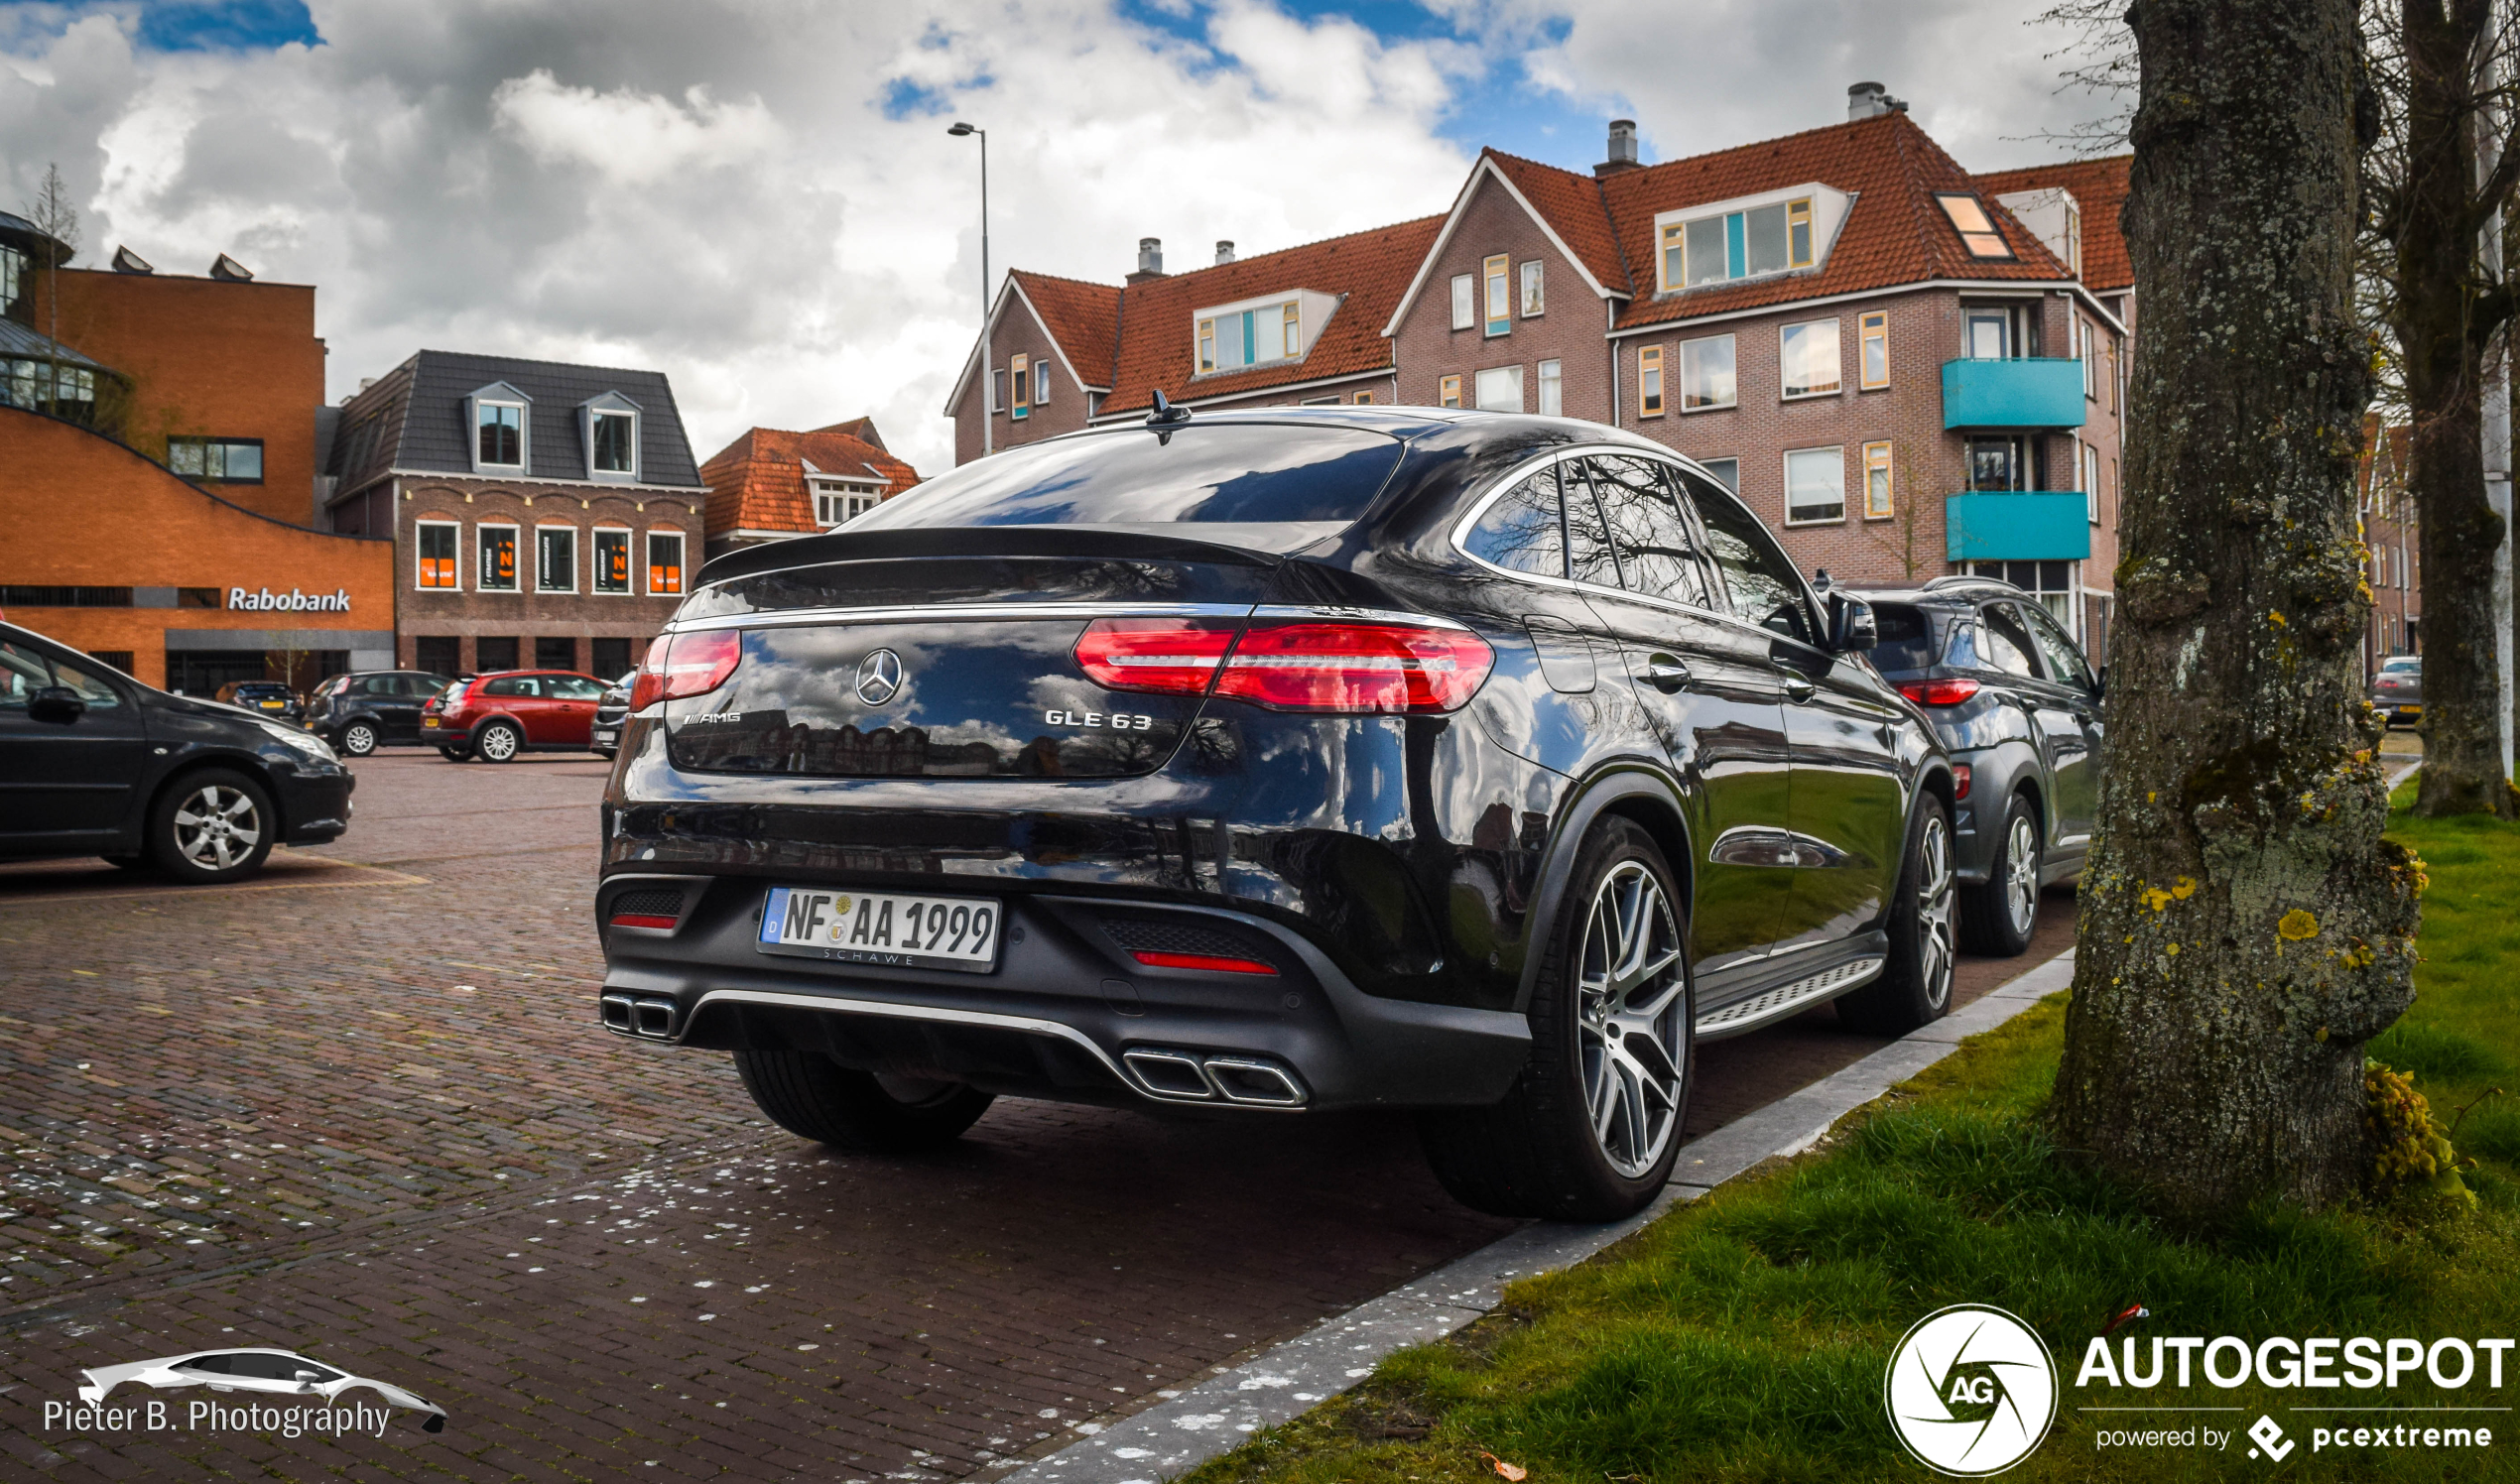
<box><xmin>760</xmin><ymin>887</ymin><xmax>789</xmax><ymax>943</ymax></box>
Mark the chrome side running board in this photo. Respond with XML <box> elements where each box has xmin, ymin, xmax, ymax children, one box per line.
<box><xmin>1694</xmin><ymin>955</ymin><xmax>1884</xmax><ymax>1042</ymax></box>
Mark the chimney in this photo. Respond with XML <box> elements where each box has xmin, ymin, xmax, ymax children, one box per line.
<box><xmin>1128</xmin><ymin>237</ymin><xmax>1166</xmax><ymax>285</ymax></box>
<box><xmin>1214</xmin><ymin>239</ymin><xmax>1236</xmax><ymax>266</ymax></box>
<box><xmin>1595</xmin><ymin>118</ymin><xmax>1641</xmax><ymax>178</ymax></box>
<box><xmin>1847</xmin><ymin>81</ymin><xmax>1908</xmax><ymax>121</ymax></box>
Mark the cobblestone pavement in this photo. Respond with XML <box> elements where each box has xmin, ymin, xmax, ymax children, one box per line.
<box><xmin>0</xmin><ymin>751</ymin><xmax>2071</xmax><ymax>1480</ymax></box>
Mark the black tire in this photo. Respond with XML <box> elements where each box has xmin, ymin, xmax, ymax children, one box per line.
<box><xmin>474</xmin><ymin>720</ymin><xmax>524</xmax><ymax>763</ymax></box>
<box><xmin>1958</xmin><ymin>792</ymin><xmax>2041</xmax><ymax>956</ymax></box>
<box><xmin>147</xmin><ymin>769</ymin><xmax>277</xmax><ymax>884</ymax></box>
<box><xmin>339</xmin><ymin>720</ymin><xmax>380</xmax><ymax>757</ymax></box>
<box><xmin>438</xmin><ymin>745</ymin><xmax>471</xmax><ymax>763</ymax></box>
<box><xmin>1836</xmin><ymin>794</ymin><xmax>1958</xmax><ymax>1034</ymax></box>
<box><xmin>100</xmin><ymin>854</ymin><xmax>151</xmax><ymax>871</ymax></box>
<box><xmin>732</xmin><ymin>1051</ymin><xmax>994</xmax><ymax>1154</ymax></box>
<box><xmin>1419</xmin><ymin>817</ymin><xmax>1694</xmax><ymax>1221</ymax></box>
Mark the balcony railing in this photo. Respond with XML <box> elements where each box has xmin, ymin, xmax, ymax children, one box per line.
<box><xmin>1941</xmin><ymin>357</ymin><xmax>2087</xmax><ymax>430</ymax></box>
<box><xmin>1946</xmin><ymin>491</ymin><xmax>2092</xmax><ymax>562</ymax></box>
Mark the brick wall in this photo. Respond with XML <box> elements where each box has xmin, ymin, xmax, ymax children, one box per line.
<box><xmin>1391</xmin><ymin>176</ymin><xmax>1614</xmax><ymax>421</ymax></box>
<box><xmin>34</xmin><ymin>267</ymin><xmax>326</xmax><ymax>528</ymax></box>
<box><xmin>950</xmin><ymin>297</ymin><xmax>1097</xmax><ymax>465</ymax></box>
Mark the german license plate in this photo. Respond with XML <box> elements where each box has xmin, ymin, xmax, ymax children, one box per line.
<box><xmin>757</xmin><ymin>887</ymin><xmax>1000</xmax><ymax>973</ymax></box>
<box><xmin>423</xmin><ymin>716</ymin><xmax>441</xmax><ymax>728</ymax></box>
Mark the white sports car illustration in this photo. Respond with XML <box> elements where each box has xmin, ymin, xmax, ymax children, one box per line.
<box><xmin>77</xmin><ymin>1347</ymin><xmax>447</xmax><ymax>1432</ymax></box>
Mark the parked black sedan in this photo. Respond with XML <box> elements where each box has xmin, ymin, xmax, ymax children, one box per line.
<box><xmin>1847</xmin><ymin>576</ymin><xmax>2101</xmax><ymax>956</ymax></box>
<box><xmin>594</xmin><ymin>408</ymin><xmax>1959</xmax><ymax>1220</ymax></box>
<box><xmin>1</xmin><ymin>621</ymin><xmax>354</xmax><ymax>882</ymax></box>
<box><xmin>305</xmin><ymin>670</ymin><xmax>454</xmax><ymax>755</ymax></box>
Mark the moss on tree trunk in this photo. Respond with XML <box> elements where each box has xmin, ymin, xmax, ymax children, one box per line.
<box><xmin>2054</xmin><ymin>0</ymin><xmax>2422</xmax><ymax>1212</ymax></box>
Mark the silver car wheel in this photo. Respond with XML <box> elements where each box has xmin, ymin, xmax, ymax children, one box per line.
<box><xmin>478</xmin><ymin>723</ymin><xmax>520</xmax><ymax>762</ymax></box>
<box><xmin>1575</xmin><ymin>861</ymin><xmax>1689</xmax><ymax>1179</ymax></box>
<box><xmin>342</xmin><ymin>721</ymin><xmax>378</xmax><ymax>756</ymax></box>
<box><xmin>2003</xmin><ymin>811</ymin><xmax>2040</xmax><ymax>938</ymax></box>
<box><xmin>1917</xmin><ymin>811</ymin><xmax>1957</xmax><ymax>1011</ymax></box>
<box><xmin>173</xmin><ymin>785</ymin><xmax>263</xmax><ymax>871</ymax></box>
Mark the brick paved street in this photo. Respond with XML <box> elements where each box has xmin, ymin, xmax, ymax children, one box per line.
<box><xmin>0</xmin><ymin>750</ymin><xmax>2070</xmax><ymax>1480</ymax></box>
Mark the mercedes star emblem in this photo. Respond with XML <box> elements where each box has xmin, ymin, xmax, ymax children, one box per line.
<box><xmin>854</xmin><ymin>649</ymin><xmax>905</xmax><ymax>706</ymax></box>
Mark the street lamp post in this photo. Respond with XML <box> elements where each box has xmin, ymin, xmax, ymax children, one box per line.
<box><xmin>949</xmin><ymin>121</ymin><xmax>990</xmax><ymax>457</ymax></box>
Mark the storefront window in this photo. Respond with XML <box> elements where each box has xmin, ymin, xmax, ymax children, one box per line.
<box><xmin>478</xmin><ymin>526</ymin><xmax>518</xmax><ymax>591</ymax></box>
<box><xmin>594</xmin><ymin>530</ymin><xmax>631</xmax><ymax>593</ymax></box>
<box><xmin>418</xmin><ymin>523</ymin><xmax>459</xmax><ymax>589</ymax></box>
<box><xmin>648</xmin><ymin>532</ymin><xmax>685</xmax><ymax>595</ymax></box>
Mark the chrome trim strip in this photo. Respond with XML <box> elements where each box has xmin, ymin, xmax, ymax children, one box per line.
<box><xmin>670</xmin><ymin>601</ymin><xmax>1257</xmax><ymax>634</ymax></box>
<box><xmin>684</xmin><ymin>987</ymin><xmax>1132</xmax><ymax>1076</ymax></box>
<box><xmin>1248</xmin><ymin>604</ymin><xmax>1472</xmax><ymax>632</ymax></box>
<box><xmin>1693</xmin><ymin>955</ymin><xmax>1884</xmax><ymax>1043</ymax></box>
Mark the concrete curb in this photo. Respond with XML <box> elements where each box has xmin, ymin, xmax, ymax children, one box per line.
<box><xmin>1007</xmin><ymin>949</ymin><xmax>2079</xmax><ymax>1483</ymax></box>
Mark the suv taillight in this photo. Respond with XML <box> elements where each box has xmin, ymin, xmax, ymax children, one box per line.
<box><xmin>630</xmin><ymin>629</ymin><xmax>741</xmax><ymax>711</ymax></box>
<box><xmin>1074</xmin><ymin>617</ymin><xmax>1493</xmax><ymax>714</ymax></box>
<box><xmin>1898</xmin><ymin>678</ymin><xmax>1982</xmax><ymax>707</ymax></box>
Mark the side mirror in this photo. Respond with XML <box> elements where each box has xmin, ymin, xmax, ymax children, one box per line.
<box><xmin>1828</xmin><ymin>595</ymin><xmax>1878</xmax><ymax>654</ymax></box>
<box><xmin>28</xmin><ymin>685</ymin><xmax>86</xmax><ymax>725</ymax></box>
<box><xmin>2093</xmin><ymin>666</ymin><xmax>2107</xmax><ymax>698</ymax></box>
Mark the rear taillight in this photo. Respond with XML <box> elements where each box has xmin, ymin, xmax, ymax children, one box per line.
<box><xmin>1217</xmin><ymin>621</ymin><xmax>1493</xmax><ymax>713</ymax></box>
<box><xmin>1130</xmin><ymin>949</ymin><xmax>1278</xmax><ymax>975</ymax></box>
<box><xmin>630</xmin><ymin>629</ymin><xmax>741</xmax><ymax>711</ymax></box>
<box><xmin>1898</xmin><ymin>678</ymin><xmax>1982</xmax><ymax>707</ymax></box>
<box><xmin>1953</xmin><ymin>763</ymin><xmax>1972</xmax><ymax>801</ymax></box>
<box><xmin>1072</xmin><ymin>619</ymin><xmax>1237</xmax><ymax>694</ymax></box>
<box><xmin>609</xmin><ymin>913</ymin><xmax>680</xmax><ymax>930</ymax></box>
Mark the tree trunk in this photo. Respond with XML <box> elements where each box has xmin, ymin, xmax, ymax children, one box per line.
<box><xmin>2400</xmin><ymin>0</ymin><xmax>2519</xmax><ymax>818</ymax></box>
<box><xmin>2054</xmin><ymin>0</ymin><xmax>2421</xmax><ymax>1212</ymax></box>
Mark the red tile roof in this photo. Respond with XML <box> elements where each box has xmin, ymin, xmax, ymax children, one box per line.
<box><xmin>1480</xmin><ymin>150</ymin><xmax>1631</xmax><ymax>295</ymax></box>
<box><xmin>1597</xmin><ymin>112</ymin><xmax>2074</xmax><ymax>330</ymax></box>
<box><xmin>700</xmin><ymin>422</ymin><xmax>922</xmax><ymax>541</ymax></box>
<box><xmin>1973</xmin><ymin>154</ymin><xmax>2133</xmax><ymax>293</ymax></box>
<box><xmin>1008</xmin><ymin>271</ymin><xmax>1123</xmax><ymax>389</ymax></box>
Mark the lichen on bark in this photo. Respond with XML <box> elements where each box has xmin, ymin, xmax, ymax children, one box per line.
<box><xmin>2054</xmin><ymin>0</ymin><xmax>2421</xmax><ymax>1212</ymax></box>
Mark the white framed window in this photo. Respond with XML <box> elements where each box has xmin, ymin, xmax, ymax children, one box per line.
<box><xmin>812</xmin><ymin>480</ymin><xmax>881</xmax><ymax>528</ymax></box>
<box><xmin>593</xmin><ymin>527</ymin><xmax>632</xmax><ymax>593</ymax></box>
<box><xmin>646</xmin><ymin>530</ymin><xmax>686</xmax><ymax>595</ymax></box>
<box><xmin>1483</xmin><ymin>255</ymin><xmax>1511</xmax><ymax>336</ymax></box>
<box><xmin>1700</xmin><ymin>457</ymin><xmax>1740</xmax><ymax>493</ymax></box>
<box><xmin>1537</xmin><ymin>359</ymin><xmax>1563</xmax><ymax>416</ymax></box>
<box><xmin>580</xmin><ymin>392</ymin><xmax>639</xmax><ymax>481</ymax></box>
<box><xmin>416</xmin><ymin>521</ymin><xmax>460</xmax><ymax>590</ymax></box>
<box><xmin>2082</xmin><ymin>442</ymin><xmax>2102</xmax><ymax>524</ymax></box>
<box><xmin>535</xmin><ymin>526</ymin><xmax>577</xmax><ymax>593</ymax></box>
<box><xmin>990</xmin><ymin>367</ymin><xmax>1007</xmax><ymax>412</ymax></box>
<box><xmin>1035</xmin><ymin>357</ymin><xmax>1052</xmax><ymax>405</ymax></box>
<box><xmin>1863</xmin><ymin>441</ymin><xmax>1894</xmax><ymax>520</ymax></box>
<box><xmin>1661</xmin><ymin>195</ymin><xmax>1816</xmax><ymax>290</ymax></box>
<box><xmin>473</xmin><ymin>393</ymin><xmax>527</xmax><ymax>471</ymax></box>
<box><xmin>1449</xmin><ymin>275</ymin><xmax>1474</xmax><ymax>330</ymax></box>
<box><xmin>1191</xmin><ymin>293</ymin><xmax>1322</xmax><ymax>373</ymax></box>
<box><xmin>2081</xmin><ymin>317</ymin><xmax>2097</xmax><ymax>398</ymax></box>
<box><xmin>1780</xmin><ymin>318</ymin><xmax>1841</xmax><ymax>399</ymax></box>
<box><xmin>1679</xmin><ymin>334</ymin><xmax>1736</xmax><ymax>411</ymax></box>
<box><xmin>1473</xmin><ymin>365</ymin><xmax>1523</xmax><ymax>412</ymax></box>
<box><xmin>1520</xmin><ymin>260</ymin><xmax>1545</xmax><ymax>318</ymax></box>
<box><xmin>1859</xmin><ymin>310</ymin><xmax>1889</xmax><ymax>390</ymax></box>
<box><xmin>1784</xmin><ymin>445</ymin><xmax>1845</xmax><ymax>526</ymax></box>
<box><xmin>476</xmin><ymin>523</ymin><xmax>520</xmax><ymax>592</ymax></box>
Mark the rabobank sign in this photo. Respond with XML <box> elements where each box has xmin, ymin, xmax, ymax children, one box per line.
<box><xmin>228</xmin><ymin>586</ymin><xmax>352</xmax><ymax>613</ymax></box>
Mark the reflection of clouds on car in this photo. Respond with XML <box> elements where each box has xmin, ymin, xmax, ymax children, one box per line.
<box><xmin>77</xmin><ymin>1347</ymin><xmax>446</xmax><ymax>1433</ymax></box>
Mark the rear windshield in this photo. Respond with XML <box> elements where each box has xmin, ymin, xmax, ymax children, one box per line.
<box><xmin>1869</xmin><ymin>603</ymin><xmax>1941</xmax><ymax>674</ymax></box>
<box><xmin>849</xmin><ymin>425</ymin><xmax>1405</xmax><ymax>529</ymax></box>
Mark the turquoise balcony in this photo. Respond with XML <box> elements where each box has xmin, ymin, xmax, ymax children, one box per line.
<box><xmin>1942</xmin><ymin>357</ymin><xmax>2087</xmax><ymax>429</ymax></box>
<box><xmin>1946</xmin><ymin>492</ymin><xmax>2092</xmax><ymax>562</ymax></box>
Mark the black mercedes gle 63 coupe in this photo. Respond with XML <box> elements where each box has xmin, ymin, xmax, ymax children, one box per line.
<box><xmin>594</xmin><ymin>406</ymin><xmax>1958</xmax><ymax>1219</ymax></box>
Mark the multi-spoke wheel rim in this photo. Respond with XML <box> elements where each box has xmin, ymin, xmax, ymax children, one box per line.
<box><xmin>1917</xmin><ymin>814</ymin><xmax>1956</xmax><ymax>1011</ymax></box>
<box><xmin>174</xmin><ymin>785</ymin><xmax>262</xmax><ymax>871</ymax></box>
<box><xmin>344</xmin><ymin>723</ymin><xmax>377</xmax><ymax>755</ymax></box>
<box><xmin>2002</xmin><ymin>812</ymin><xmax>2039</xmax><ymax>937</ymax></box>
<box><xmin>480</xmin><ymin>725</ymin><xmax>518</xmax><ymax>761</ymax></box>
<box><xmin>1575</xmin><ymin>861</ymin><xmax>1690</xmax><ymax>1178</ymax></box>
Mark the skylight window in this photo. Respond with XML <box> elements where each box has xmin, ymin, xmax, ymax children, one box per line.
<box><xmin>1935</xmin><ymin>194</ymin><xmax>2014</xmax><ymax>259</ymax></box>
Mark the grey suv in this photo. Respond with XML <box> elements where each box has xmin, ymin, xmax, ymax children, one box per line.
<box><xmin>1848</xmin><ymin>576</ymin><xmax>2101</xmax><ymax>956</ymax></box>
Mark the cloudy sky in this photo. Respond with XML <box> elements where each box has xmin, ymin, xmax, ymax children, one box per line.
<box><xmin>0</xmin><ymin>0</ymin><xmax>2119</xmax><ymax>476</ymax></box>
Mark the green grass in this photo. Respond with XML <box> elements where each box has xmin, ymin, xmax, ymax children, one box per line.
<box><xmin>1181</xmin><ymin>793</ymin><xmax>2520</xmax><ymax>1483</ymax></box>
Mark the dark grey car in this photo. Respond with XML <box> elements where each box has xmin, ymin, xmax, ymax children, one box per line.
<box><xmin>1847</xmin><ymin>576</ymin><xmax>2101</xmax><ymax>956</ymax></box>
<box><xmin>305</xmin><ymin>671</ymin><xmax>454</xmax><ymax>755</ymax></box>
<box><xmin>2371</xmin><ymin>655</ymin><xmax>2422</xmax><ymax>727</ymax></box>
<box><xmin>591</xmin><ymin>672</ymin><xmax>635</xmax><ymax>759</ymax></box>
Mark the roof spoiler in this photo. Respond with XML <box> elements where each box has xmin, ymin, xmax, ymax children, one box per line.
<box><xmin>692</xmin><ymin>522</ymin><xmax>1287</xmax><ymax>588</ymax></box>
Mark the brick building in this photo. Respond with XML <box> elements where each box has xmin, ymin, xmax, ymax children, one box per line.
<box><xmin>322</xmin><ymin>351</ymin><xmax>707</xmax><ymax>680</ymax></box>
<box><xmin>699</xmin><ymin>417</ymin><xmax>922</xmax><ymax>559</ymax></box>
<box><xmin>2359</xmin><ymin>422</ymin><xmax>2422</xmax><ymax>671</ymax></box>
<box><xmin>946</xmin><ymin>91</ymin><xmax>2135</xmax><ymax>655</ymax></box>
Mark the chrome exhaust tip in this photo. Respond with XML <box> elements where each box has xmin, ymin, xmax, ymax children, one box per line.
<box><xmin>1120</xmin><ymin>1048</ymin><xmax>1214</xmax><ymax>1100</ymax></box>
<box><xmin>599</xmin><ymin>994</ymin><xmax>636</xmax><ymax>1033</ymax></box>
<box><xmin>1202</xmin><ymin>1055</ymin><xmax>1308</xmax><ymax>1107</ymax></box>
<box><xmin>631</xmin><ymin>998</ymin><xmax>678</xmax><ymax>1040</ymax></box>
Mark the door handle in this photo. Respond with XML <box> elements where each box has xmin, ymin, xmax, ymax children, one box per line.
<box><xmin>1643</xmin><ymin>658</ymin><xmax>1694</xmax><ymax>693</ymax></box>
<box><xmin>1770</xmin><ymin>657</ymin><xmax>1817</xmax><ymax>701</ymax></box>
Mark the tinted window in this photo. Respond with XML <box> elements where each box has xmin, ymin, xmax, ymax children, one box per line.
<box><xmin>2020</xmin><ymin>603</ymin><xmax>2096</xmax><ymax>691</ymax></box>
<box><xmin>51</xmin><ymin>656</ymin><xmax>122</xmax><ymax>708</ymax></box>
<box><xmin>1684</xmin><ymin>477</ymin><xmax>1814</xmax><ymax>644</ymax></box>
<box><xmin>1869</xmin><ymin>603</ymin><xmax>1940</xmax><ymax>673</ymax></box>
<box><xmin>548</xmin><ymin>676</ymin><xmax>605</xmax><ymax>700</ymax></box>
<box><xmin>481</xmin><ymin>676</ymin><xmax>540</xmax><ymax>697</ymax></box>
<box><xmin>1562</xmin><ymin>469</ymin><xmax>1624</xmax><ymax>589</ymax></box>
<box><xmin>1971</xmin><ymin>604</ymin><xmax>2038</xmax><ymax>679</ymax></box>
<box><xmin>850</xmin><ymin>426</ymin><xmax>1405</xmax><ymax>529</ymax></box>
<box><xmin>1463</xmin><ymin>468</ymin><xmax>1565</xmax><ymax>577</ymax></box>
<box><xmin>221</xmin><ymin>1353</ymin><xmax>338</xmax><ymax>1382</ymax></box>
<box><xmin>361</xmin><ymin>676</ymin><xmax>402</xmax><ymax>695</ymax></box>
<box><xmin>1585</xmin><ymin>455</ymin><xmax>1709</xmax><ymax>607</ymax></box>
<box><xmin>1</xmin><ymin>643</ymin><xmax>50</xmax><ymax>706</ymax></box>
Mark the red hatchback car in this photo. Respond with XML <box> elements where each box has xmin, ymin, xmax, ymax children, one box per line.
<box><xmin>422</xmin><ymin>671</ymin><xmax>609</xmax><ymax>762</ymax></box>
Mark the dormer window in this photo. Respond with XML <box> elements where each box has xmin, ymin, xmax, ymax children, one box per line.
<box><xmin>577</xmin><ymin>391</ymin><xmax>641</xmax><ymax>482</ymax></box>
<box><xmin>1192</xmin><ymin>289</ymin><xmax>1338</xmax><ymax>375</ymax></box>
<box><xmin>1654</xmin><ymin>186</ymin><xmax>1848</xmax><ymax>294</ymax></box>
<box><xmin>467</xmin><ymin>382</ymin><xmax>532</xmax><ymax>474</ymax></box>
<box><xmin>810</xmin><ymin>477</ymin><xmax>881</xmax><ymax>528</ymax></box>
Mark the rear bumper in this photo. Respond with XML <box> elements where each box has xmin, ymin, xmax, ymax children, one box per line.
<box><xmin>594</xmin><ymin>874</ymin><xmax>1531</xmax><ymax>1113</ymax></box>
<box><xmin>423</xmin><ymin>720</ymin><xmax>469</xmax><ymax>747</ymax></box>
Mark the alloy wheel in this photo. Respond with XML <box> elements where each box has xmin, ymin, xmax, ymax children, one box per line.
<box><xmin>478</xmin><ymin>724</ymin><xmax>520</xmax><ymax>762</ymax></box>
<box><xmin>174</xmin><ymin>785</ymin><xmax>264</xmax><ymax>872</ymax></box>
<box><xmin>1575</xmin><ymin>861</ymin><xmax>1690</xmax><ymax>1178</ymax></box>
<box><xmin>1916</xmin><ymin>812</ymin><xmax>1957</xmax><ymax>1011</ymax></box>
<box><xmin>2002</xmin><ymin>812</ymin><xmax>2040</xmax><ymax>938</ymax></box>
<box><xmin>343</xmin><ymin>722</ymin><xmax>378</xmax><ymax>756</ymax></box>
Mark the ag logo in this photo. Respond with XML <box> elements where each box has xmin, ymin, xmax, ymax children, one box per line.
<box><xmin>1884</xmin><ymin>1304</ymin><xmax>2057</xmax><ymax>1476</ymax></box>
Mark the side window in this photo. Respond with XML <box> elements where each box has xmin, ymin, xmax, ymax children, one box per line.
<box><xmin>362</xmin><ymin>676</ymin><xmax>401</xmax><ymax>695</ymax></box>
<box><xmin>551</xmin><ymin>677</ymin><xmax>605</xmax><ymax>700</ymax></box>
<box><xmin>49</xmin><ymin>657</ymin><xmax>123</xmax><ymax>708</ymax></box>
<box><xmin>481</xmin><ymin>676</ymin><xmax>539</xmax><ymax>698</ymax></box>
<box><xmin>1462</xmin><ymin>467</ymin><xmax>1566</xmax><ymax>578</ymax></box>
<box><xmin>2021</xmin><ymin>603</ymin><xmax>2096</xmax><ymax>691</ymax></box>
<box><xmin>1584</xmin><ymin>455</ymin><xmax>1708</xmax><ymax>607</ymax></box>
<box><xmin>1974</xmin><ymin>603</ymin><xmax>2039</xmax><ymax>680</ymax></box>
<box><xmin>1682</xmin><ymin>476</ymin><xmax>1815</xmax><ymax>645</ymax></box>
<box><xmin>1561</xmin><ymin>465</ymin><xmax>1625</xmax><ymax>590</ymax></box>
<box><xmin>0</xmin><ymin>643</ymin><xmax>51</xmax><ymax>707</ymax></box>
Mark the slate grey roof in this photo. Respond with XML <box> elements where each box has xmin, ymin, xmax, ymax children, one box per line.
<box><xmin>325</xmin><ymin>349</ymin><xmax>706</xmax><ymax>498</ymax></box>
<box><xmin>0</xmin><ymin>318</ymin><xmax>109</xmax><ymax>370</ymax></box>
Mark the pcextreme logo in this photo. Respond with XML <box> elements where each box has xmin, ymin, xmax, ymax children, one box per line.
<box><xmin>1885</xmin><ymin>1304</ymin><xmax>2060</xmax><ymax>1476</ymax></box>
